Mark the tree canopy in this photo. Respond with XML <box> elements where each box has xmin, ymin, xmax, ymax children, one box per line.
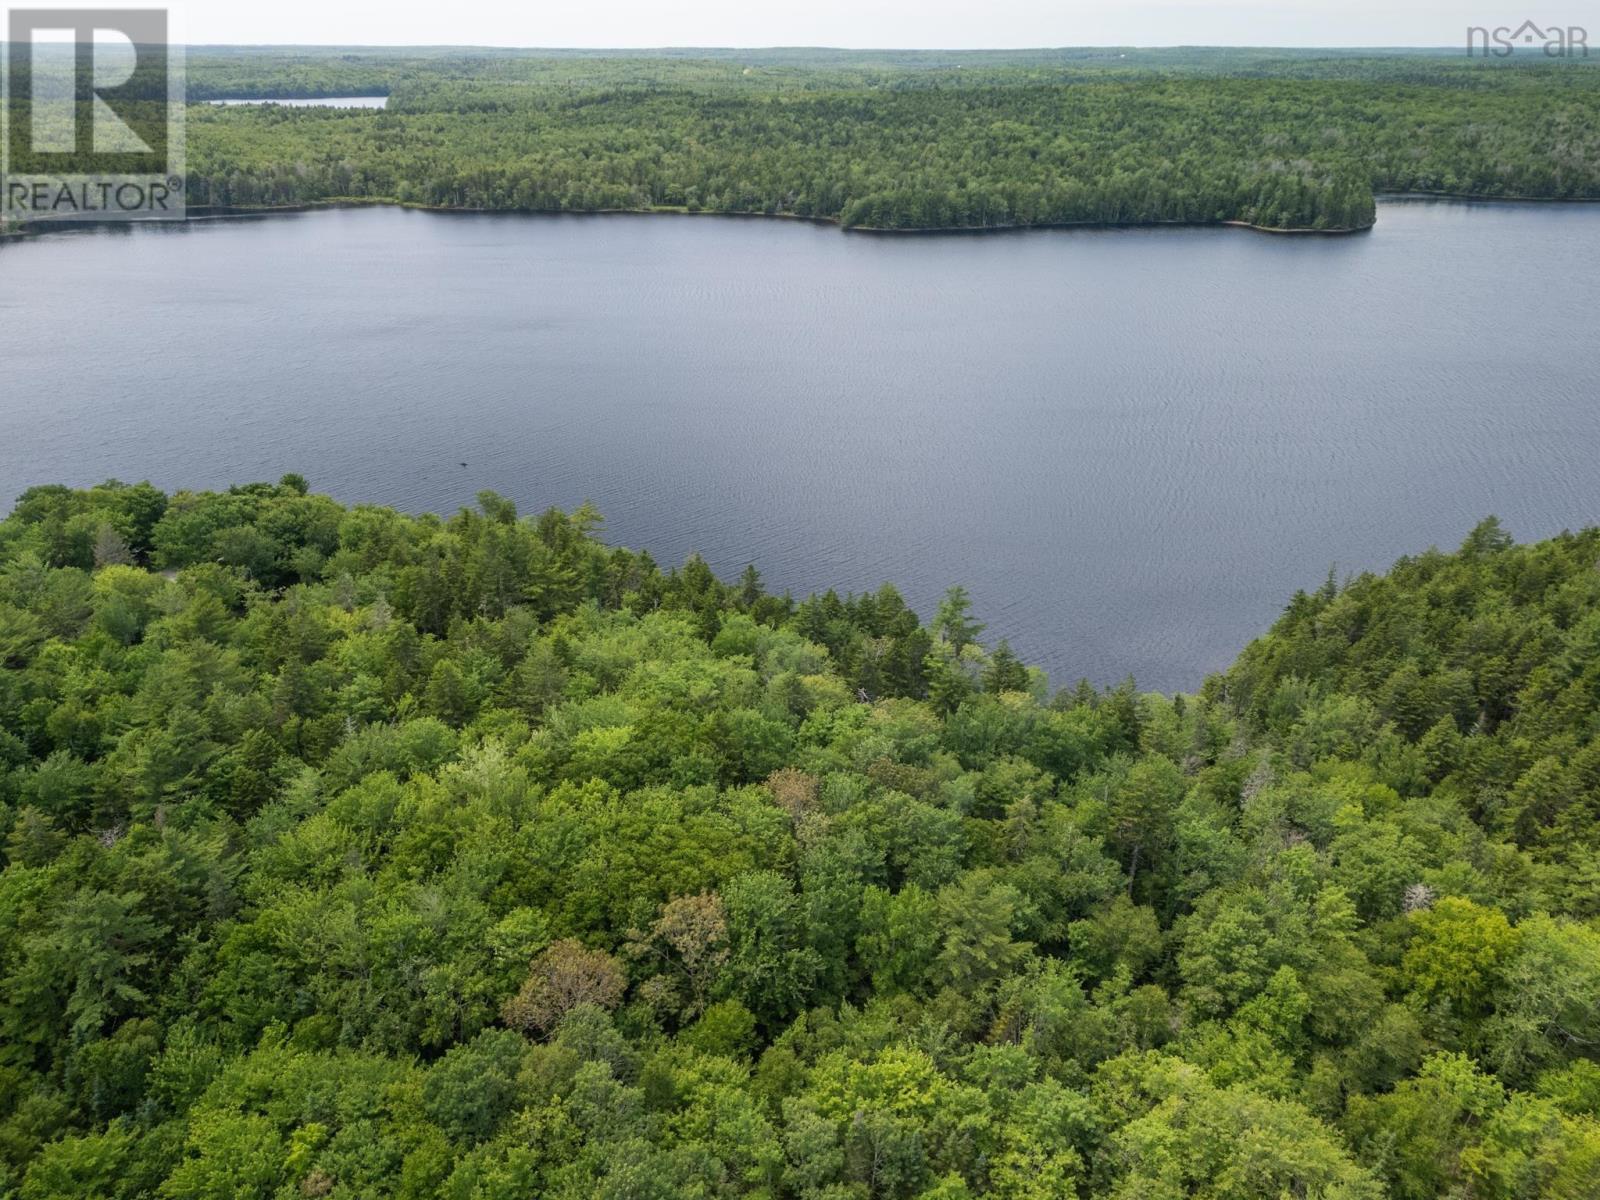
<box><xmin>2</xmin><ymin>481</ymin><xmax>1599</xmax><ymax>1198</ymax></box>
<box><xmin>165</xmin><ymin>50</ymin><xmax>1600</xmax><ymax>233</ymax></box>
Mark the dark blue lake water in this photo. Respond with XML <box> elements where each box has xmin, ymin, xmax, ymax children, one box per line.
<box><xmin>3</xmin><ymin>200</ymin><xmax>1596</xmax><ymax>689</ymax></box>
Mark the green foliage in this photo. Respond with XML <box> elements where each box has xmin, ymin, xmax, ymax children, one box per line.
<box><xmin>3</xmin><ymin>481</ymin><xmax>1599</xmax><ymax>1197</ymax></box>
<box><xmin>171</xmin><ymin>50</ymin><xmax>1600</xmax><ymax>232</ymax></box>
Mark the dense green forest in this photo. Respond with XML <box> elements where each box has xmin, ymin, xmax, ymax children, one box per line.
<box><xmin>2</xmin><ymin>50</ymin><xmax>1596</xmax><ymax>233</ymax></box>
<box><xmin>170</xmin><ymin>50</ymin><xmax>1600</xmax><ymax>231</ymax></box>
<box><xmin>180</xmin><ymin>45</ymin><xmax>1591</xmax><ymax>96</ymax></box>
<box><xmin>2</xmin><ymin>478</ymin><xmax>1599</xmax><ymax>1198</ymax></box>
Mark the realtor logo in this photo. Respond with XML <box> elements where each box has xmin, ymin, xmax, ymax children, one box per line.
<box><xmin>2</xmin><ymin>7</ymin><xmax>185</xmax><ymax>222</ymax></box>
<box><xmin>1467</xmin><ymin>19</ymin><xmax>1590</xmax><ymax>56</ymax></box>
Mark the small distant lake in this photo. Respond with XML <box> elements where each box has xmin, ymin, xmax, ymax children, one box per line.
<box><xmin>206</xmin><ymin>96</ymin><xmax>388</xmax><ymax>109</ymax></box>
<box><xmin>2</xmin><ymin>200</ymin><xmax>1598</xmax><ymax>690</ymax></box>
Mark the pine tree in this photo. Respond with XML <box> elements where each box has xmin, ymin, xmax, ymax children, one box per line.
<box><xmin>984</xmin><ymin>639</ymin><xmax>1030</xmax><ymax>694</ymax></box>
<box><xmin>932</xmin><ymin>585</ymin><xmax>985</xmax><ymax>653</ymax></box>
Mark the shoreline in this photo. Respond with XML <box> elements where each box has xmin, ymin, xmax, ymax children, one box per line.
<box><xmin>6</xmin><ymin>190</ymin><xmax>1599</xmax><ymax>244</ymax></box>
<box><xmin>1378</xmin><ymin>189</ymin><xmax>1600</xmax><ymax>205</ymax></box>
<box><xmin>4</xmin><ymin>198</ymin><xmax>1371</xmax><ymax>240</ymax></box>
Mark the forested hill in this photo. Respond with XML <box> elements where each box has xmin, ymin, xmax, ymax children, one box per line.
<box><xmin>2</xmin><ymin>479</ymin><xmax>1599</xmax><ymax>1198</ymax></box>
<box><xmin>171</xmin><ymin>52</ymin><xmax>1600</xmax><ymax>232</ymax></box>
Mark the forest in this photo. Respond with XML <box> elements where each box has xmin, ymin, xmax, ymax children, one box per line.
<box><xmin>169</xmin><ymin>51</ymin><xmax>1600</xmax><ymax>232</ymax></box>
<box><xmin>1</xmin><ymin>477</ymin><xmax>1598</xmax><ymax>1198</ymax></box>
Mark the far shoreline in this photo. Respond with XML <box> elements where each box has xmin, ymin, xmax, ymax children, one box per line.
<box><xmin>1</xmin><ymin>199</ymin><xmax>1368</xmax><ymax>243</ymax></box>
<box><xmin>6</xmin><ymin>191</ymin><xmax>1600</xmax><ymax>245</ymax></box>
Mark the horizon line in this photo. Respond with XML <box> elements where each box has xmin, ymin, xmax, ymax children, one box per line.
<box><xmin>179</xmin><ymin>42</ymin><xmax>1463</xmax><ymax>50</ymax></box>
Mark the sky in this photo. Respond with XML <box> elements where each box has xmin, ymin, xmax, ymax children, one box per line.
<box><xmin>49</xmin><ymin>0</ymin><xmax>1600</xmax><ymax>49</ymax></box>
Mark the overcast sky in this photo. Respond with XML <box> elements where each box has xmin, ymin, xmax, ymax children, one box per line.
<box><xmin>86</xmin><ymin>1</ymin><xmax>1600</xmax><ymax>48</ymax></box>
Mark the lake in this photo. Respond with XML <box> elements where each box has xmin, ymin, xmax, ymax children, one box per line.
<box><xmin>2</xmin><ymin>201</ymin><xmax>1597</xmax><ymax>690</ymax></box>
<box><xmin>206</xmin><ymin>96</ymin><xmax>389</xmax><ymax>108</ymax></box>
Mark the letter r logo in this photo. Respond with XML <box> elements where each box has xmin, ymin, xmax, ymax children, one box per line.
<box><xmin>6</xmin><ymin>8</ymin><xmax>170</xmax><ymax>172</ymax></box>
